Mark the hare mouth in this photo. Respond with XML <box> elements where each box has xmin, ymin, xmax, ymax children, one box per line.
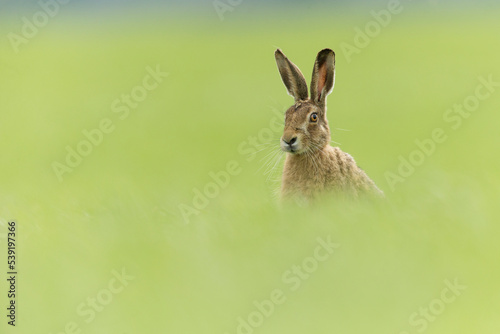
<box><xmin>281</xmin><ymin>145</ymin><xmax>302</xmax><ymax>154</ymax></box>
<box><xmin>281</xmin><ymin>143</ymin><xmax>299</xmax><ymax>154</ymax></box>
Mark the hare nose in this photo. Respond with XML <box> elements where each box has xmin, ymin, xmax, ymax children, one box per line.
<box><xmin>284</xmin><ymin>137</ymin><xmax>297</xmax><ymax>145</ymax></box>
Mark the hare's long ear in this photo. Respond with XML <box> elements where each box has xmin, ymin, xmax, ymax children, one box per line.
<box><xmin>275</xmin><ymin>49</ymin><xmax>308</xmax><ymax>102</ymax></box>
<box><xmin>310</xmin><ymin>49</ymin><xmax>335</xmax><ymax>107</ymax></box>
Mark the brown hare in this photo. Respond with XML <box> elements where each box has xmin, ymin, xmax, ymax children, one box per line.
<box><xmin>274</xmin><ymin>48</ymin><xmax>383</xmax><ymax>200</ymax></box>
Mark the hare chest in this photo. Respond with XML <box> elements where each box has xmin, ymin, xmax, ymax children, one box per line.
<box><xmin>281</xmin><ymin>146</ymin><xmax>356</xmax><ymax>199</ymax></box>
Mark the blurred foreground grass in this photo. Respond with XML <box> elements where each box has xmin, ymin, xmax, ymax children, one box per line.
<box><xmin>1</xmin><ymin>5</ymin><xmax>500</xmax><ymax>334</ymax></box>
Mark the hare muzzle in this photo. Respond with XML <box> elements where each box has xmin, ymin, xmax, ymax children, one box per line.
<box><xmin>281</xmin><ymin>130</ymin><xmax>300</xmax><ymax>153</ymax></box>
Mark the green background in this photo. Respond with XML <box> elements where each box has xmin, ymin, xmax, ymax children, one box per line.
<box><xmin>1</xmin><ymin>1</ymin><xmax>500</xmax><ymax>333</ymax></box>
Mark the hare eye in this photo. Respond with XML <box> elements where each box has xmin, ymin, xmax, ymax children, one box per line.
<box><xmin>310</xmin><ymin>113</ymin><xmax>318</xmax><ymax>122</ymax></box>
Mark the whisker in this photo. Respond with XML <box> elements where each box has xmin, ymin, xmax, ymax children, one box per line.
<box><xmin>266</xmin><ymin>151</ymin><xmax>284</xmax><ymax>182</ymax></box>
<box><xmin>250</xmin><ymin>147</ymin><xmax>272</xmax><ymax>155</ymax></box>
<box><xmin>252</xmin><ymin>141</ymin><xmax>280</xmax><ymax>149</ymax></box>
<box><xmin>250</xmin><ymin>143</ymin><xmax>280</xmax><ymax>155</ymax></box>
<box><xmin>330</xmin><ymin>140</ymin><xmax>342</xmax><ymax>146</ymax></box>
<box><xmin>256</xmin><ymin>148</ymin><xmax>281</xmax><ymax>175</ymax></box>
<box><xmin>259</xmin><ymin>147</ymin><xmax>281</xmax><ymax>163</ymax></box>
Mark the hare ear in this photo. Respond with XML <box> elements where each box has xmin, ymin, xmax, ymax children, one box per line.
<box><xmin>275</xmin><ymin>49</ymin><xmax>308</xmax><ymax>102</ymax></box>
<box><xmin>310</xmin><ymin>49</ymin><xmax>335</xmax><ymax>106</ymax></box>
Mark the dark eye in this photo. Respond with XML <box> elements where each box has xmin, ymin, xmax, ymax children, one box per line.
<box><xmin>310</xmin><ymin>113</ymin><xmax>318</xmax><ymax>122</ymax></box>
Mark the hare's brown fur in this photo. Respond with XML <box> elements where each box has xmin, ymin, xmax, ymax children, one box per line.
<box><xmin>275</xmin><ymin>49</ymin><xmax>383</xmax><ymax>200</ymax></box>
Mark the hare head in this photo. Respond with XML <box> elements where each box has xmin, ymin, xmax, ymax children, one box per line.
<box><xmin>275</xmin><ymin>49</ymin><xmax>335</xmax><ymax>155</ymax></box>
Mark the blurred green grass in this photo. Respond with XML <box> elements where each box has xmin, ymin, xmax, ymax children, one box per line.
<box><xmin>1</xmin><ymin>5</ymin><xmax>500</xmax><ymax>334</ymax></box>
